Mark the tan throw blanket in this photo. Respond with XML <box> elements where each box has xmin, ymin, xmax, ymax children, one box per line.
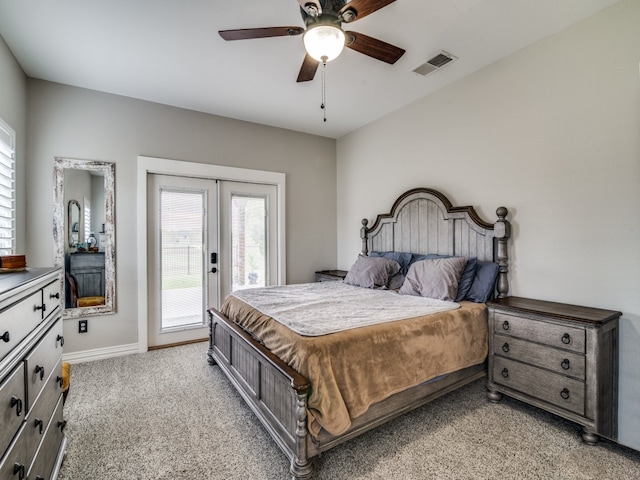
<box><xmin>220</xmin><ymin>289</ymin><xmax>488</xmax><ymax>438</ymax></box>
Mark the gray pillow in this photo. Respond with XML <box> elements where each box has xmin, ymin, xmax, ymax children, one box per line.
<box><xmin>466</xmin><ymin>260</ymin><xmax>500</xmax><ymax>303</ymax></box>
<box><xmin>455</xmin><ymin>257</ymin><xmax>477</xmax><ymax>301</ymax></box>
<box><xmin>387</xmin><ymin>272</ymin><xmax>406</xmax><ymax>290</ymax></box>
<box><xmin>370</xmin><ymin>251</ymin><xmax>413</xmax><ymax>275</ymax></box>
<box><xmin>409</xmin><ymin>253</ymin><xmax>477</xmax><ymax>301</ymax></box>
<box><xmin>399</xmin><ymin>256</ymin><xmax>468</xmax><ymax>301</ymax></box>
<box><xmin>344</xmin><ymin>255</ymin><xmax>401</xmax><ymax>289</ymax></box>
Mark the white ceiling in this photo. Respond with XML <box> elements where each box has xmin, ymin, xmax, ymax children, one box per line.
<box><xmin>0</xmin><ymin>0</ymin><xmax>621</xmax><ymax>139</ymax></box>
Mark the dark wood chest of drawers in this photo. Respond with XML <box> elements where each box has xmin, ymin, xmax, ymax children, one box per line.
<box><xmin>0</xmin><ymin>268</ymin><xmax>66</xmax><ymax>479</ymax></box>
<box><xmin>486</xmin><ymin>296</ymin><xmax>620</xmax><ymax>444</ymax></box>
<box><xmin>314</xmin><ymin>270</ymin><xmax>347</xmax><ymax>282</ymax></box>
<box><xmin>68</xmin><ymin>252</ymin><xmax>105</xmax><ymax>298</ymax></box>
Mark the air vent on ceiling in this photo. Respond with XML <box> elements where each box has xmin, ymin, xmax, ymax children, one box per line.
<box><xmin>412</xmin><ymin>51</ymin><xmax>457</xmax><ymax>77</ymax></box>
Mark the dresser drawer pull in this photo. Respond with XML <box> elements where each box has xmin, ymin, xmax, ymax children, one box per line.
<box><xmin>561</xmin><ymin>359</ymin><xmax>571</xmax><ymax>370</ymax></box>
<box><xmin>13</xmin><ymin>463</ymin><xmax>25</xmax><ymax>480</ymax></box>
<box><xmin>34</xmin><ymin>417</ymin><xmax>44</xmax><ymax>435</ymax></box>
<box><xmin>34</xmin><ymin>303</ymin><xmax>46</xmax><ymax>312</ymax></box>
<box><xmin>502</xmin><ymin>320</ymin><xmax>510</xmax><ymax>331</ymax></box>
<box><xmin>58</xmin><ymin>420</ymin><xmax>67</xmax><ymax>432</ymax></box>
<box><xmin>560</xmin><ymin>388</ymin><xmax>570</xmax><ymax>400</ymax></box>
<box><xmin>10</xmin><ymin>396</ymin><xmax>22</xmax><ymax>416</ymax></box>
<box><xmin>35</xmin><ymin>476</ymin><xmax>45</xmax><ymax>480</ymax></box>
<box><xmin>50</xmin><ymin>292</ymin><xmax>60</xmax><ymax>299</ymax></box>
<box><xmin>57</xmin><ymin>334</ymin><xmax>65</xmax><ymax>347</ymax></box>
<box><xmin>501</xmin><ymin>368</ymin><xmax>509</xmax><ymax>378</ymax></box>
<box><xmin>1</xmin><ymin>330</ymin><xmax>9</xmax><ymax>342</ymax></box>
<box><xmin>561</xmin><ymin>333</ymin><xmax>571</xmax><ymax>345</ymax></box>
<box><xmin>502</xmin><ymin>343</ymin><xmax>510</xmax><ymax>353</ymax></box>
<box><xmin>35</xmin><ymin>364</ymin><xmax>45</xmax><ymax>381</ymax></box>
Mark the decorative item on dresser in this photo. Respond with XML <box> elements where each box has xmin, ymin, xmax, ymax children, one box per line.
<box><xmin>0</xmin><ymin>268</ymin><xmax>67</xmax><ymax>479</ymax></box>
<box><xmin>314</xmin><ymin>270</ymin><xmax>347</xmax><ymax>282</ymax></box>
<box><xmin>0</xmin><ymin>255</ymin><xmax>27</xmax><ymax>272</ymax></box>
<box><xmin>486</xmin><ymin>296</ymin><xmax>620</xmax><ymax>445</ymax></box>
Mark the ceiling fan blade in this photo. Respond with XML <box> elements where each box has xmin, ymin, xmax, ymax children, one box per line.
<box><xmin>297</xmin><ymin>54</ymin><xmax>319</xmax><ymax>82</ymax></box>
<box><xmin>339</xmin><ymin>0</ymin><xmax>396</xmax><ymax>22</ymax></box>
<box><xmin>345</xmin><ymin>31</ymin><xmax>405</xmax><ymax>64</ymax></box>
<box><xmin>219</xmin><ymin>26</ymin><xmax>304</xmax><ymax>41</ymax></box>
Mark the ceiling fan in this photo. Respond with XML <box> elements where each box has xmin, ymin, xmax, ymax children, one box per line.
<box><xmin>219</xmin><ymin>0</ymin><xmax>405</xmax><ymax>82</ymax></box>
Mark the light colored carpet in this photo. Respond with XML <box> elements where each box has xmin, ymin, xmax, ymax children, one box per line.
<box><xmin>58</xmin><ymin>342</ymin><xmax>640</xmax><ymax>479</ymax></box>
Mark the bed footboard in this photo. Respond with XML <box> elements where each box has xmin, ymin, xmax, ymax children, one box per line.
<box><xmin>207</xmin><ymin>308</ymin><xmax>313</xmax><ymax>480</ymax></box>
<box><xmin>208</xmin><ymin>307</ymin><xmax>486</xmax><ymax>479</ymax></box>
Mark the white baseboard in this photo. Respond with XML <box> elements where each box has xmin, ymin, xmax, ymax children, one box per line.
<box><xmin>62</xmin><ymin>343</ymin><xmax>139</xmax><ymax>364</ymax></box>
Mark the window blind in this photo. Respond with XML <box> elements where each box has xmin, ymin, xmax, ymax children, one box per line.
<box><xmin>0</xmin><ymin>119</ymin><xmax>16</xmax><ymax>255</ymax></box>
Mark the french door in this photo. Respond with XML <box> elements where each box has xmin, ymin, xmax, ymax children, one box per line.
<box><xmin>147</xmin><ymin>174</ymin><xmax>277</xmax><ymax>348</ymax></box>
<box><xmin>218</xmin><ymin>181</ymin><xmax>279</xmax><ymax>301</ymax></box>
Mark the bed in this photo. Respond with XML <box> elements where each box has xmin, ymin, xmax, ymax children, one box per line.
<box><xmin>207</xmin><ymin>187</ymin><xmax>511</xmax><ymax>479</ymax></box>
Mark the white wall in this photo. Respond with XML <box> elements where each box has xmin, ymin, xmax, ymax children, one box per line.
<box><xmin>0</xmin><ymin>34</ymin><xmax>26</xmax><ymax>253</ymax></box>
<box><xmin>25</xmin><ymin>80</ymin><xmax>336</xmax><ymax>355</ymax></box>
<box><xmin>337</xmin><ymin>0</ymin><xmax>640</xmax><ymax>450</ymax></box>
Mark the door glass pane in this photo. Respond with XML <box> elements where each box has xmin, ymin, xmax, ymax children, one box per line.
<box><xmin>231</xmin><ymin>195</ymin><xmax>266</xmax><ymax>291</ymax></box>
<box><xmin>160</xmin><ymin>188</ymin><xmax>205</xmax><ymax>330</ymax></box>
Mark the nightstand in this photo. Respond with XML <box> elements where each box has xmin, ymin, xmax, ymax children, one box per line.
<box><xmin>314</xmin><ymin>270</ymin><xmax>347</xmax><ymax>282</ymax></box>
<box><xmin>486</xmin><ymin>296</ymin><xmax>620</xmax><ymax>444</ymax></box>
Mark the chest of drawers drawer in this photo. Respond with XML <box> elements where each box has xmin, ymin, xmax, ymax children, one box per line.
<box><xmin>493</xmin><ymin>311</ymin><xmax>585</xmax><ymax>353</ymax></box>
<box><xmin>0</xmin><ymin>424</ymin><xmax>27</xmax><ymax>480</ymax></box>
<box><xmin>0</xmin><ymin>363</ymin><xmax>25</xmax><ymax>457</ymax></box>
<box><xmin>0</xmin><ymin>291</ymin><xmax>45</xmax><ymax>362</ymax></box>
<box><xmin>493</xmin><ymin>333</ymin><xmax>586</xmax><ymax>379</ymax></box>
<box><xmin>42</xmin><ymin>281</ymin><xmax>62</xmax><ymax>322</ymax></box>
<box><xmin>25</xmin><ymin>355</ymin><xmax>64</xmax><ymax>463</ymax></box>
<box><xmin>493</xmin><ymin>356</ymin><xmax>585</xmax><ymax>415</ymax></box>
<box><xmin>28</xmin><ymin>395</ymin><xmax>66</xmax><ymax>480</ymax></box>
<box><xmin>486</xmin><ymin>296</ymin><xmax>620</xmax><ymax>444</ymax></box>
<box><xmin>25</xmin><ymin>318</ymin><xmax>64</xmax><ymax>411</ymax></box>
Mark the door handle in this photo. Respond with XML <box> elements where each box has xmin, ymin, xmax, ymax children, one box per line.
<box><xmin>210</xmin><ymin>252</ymin><xmax>217</xmax><ymax>264</ymax></box>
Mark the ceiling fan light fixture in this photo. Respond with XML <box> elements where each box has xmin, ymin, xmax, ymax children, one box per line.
<box><xmin>303</xmin><ymin>24</ymin><xmax>345</xmax><ymax>62</ymax></box>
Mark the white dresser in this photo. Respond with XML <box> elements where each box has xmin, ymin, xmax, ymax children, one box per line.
<box><xmin>0</xmin><ymin>268</ymin><xmax>66</xmax><ymax>480</ymax></box>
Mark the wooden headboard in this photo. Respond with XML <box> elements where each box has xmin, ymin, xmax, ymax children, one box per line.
<box><xmin>361</xmin><ymin>188</ymin><xmax>511</xmax><ymax>298</ymax></box>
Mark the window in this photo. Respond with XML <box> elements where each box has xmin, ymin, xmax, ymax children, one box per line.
<box><xmin>83</xmin><ymin>196</ymin><xmax>91</xmax><ymax>243</ymax></box>
<box><xmin>231</xmin><ymin>194</ymin><xmax>267</xmax><ymax>291</ymax></box>
<box><xmin>158</xmin><ymin>187</ymin><xmax>206</xmax><ymax>330</ymax></box>
<box><xmin>0</xmin><ymin>119</ymin><xmax>15</xmax><ymax>255</ymax></box>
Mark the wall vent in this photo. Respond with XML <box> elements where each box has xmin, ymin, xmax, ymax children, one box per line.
<box><xmin>412</xmin><ymin>51</ymin><xmax>457</xmax><ymax>77</ymax></box>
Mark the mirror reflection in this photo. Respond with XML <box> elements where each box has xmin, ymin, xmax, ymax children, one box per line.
<box><xmin>53</xmin><ymin>157</ymin><xmax>116</xmax><ymax>318</ymax></box>
<box><xmin>68</xmin><ymin>199</ymin><xmax>80</xmax><ymax>247</ymax></box>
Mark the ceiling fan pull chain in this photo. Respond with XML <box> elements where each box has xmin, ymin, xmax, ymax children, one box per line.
<box><xmin>321</xmin><ymin>56</ymin><xmax>328</xmax><ymax>122</ymax></box>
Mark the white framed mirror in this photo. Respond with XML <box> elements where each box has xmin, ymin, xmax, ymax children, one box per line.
<box><xmin>53</xmin><ymin>157</ymin><xmax>116</xmax><ymax>318</ymax></box>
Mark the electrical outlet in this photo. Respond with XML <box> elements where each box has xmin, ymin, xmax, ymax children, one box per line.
<box><xmin>78</xmin><ymin>319</ymin><xmax>88</xmax><ymax>334</ymax></box>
